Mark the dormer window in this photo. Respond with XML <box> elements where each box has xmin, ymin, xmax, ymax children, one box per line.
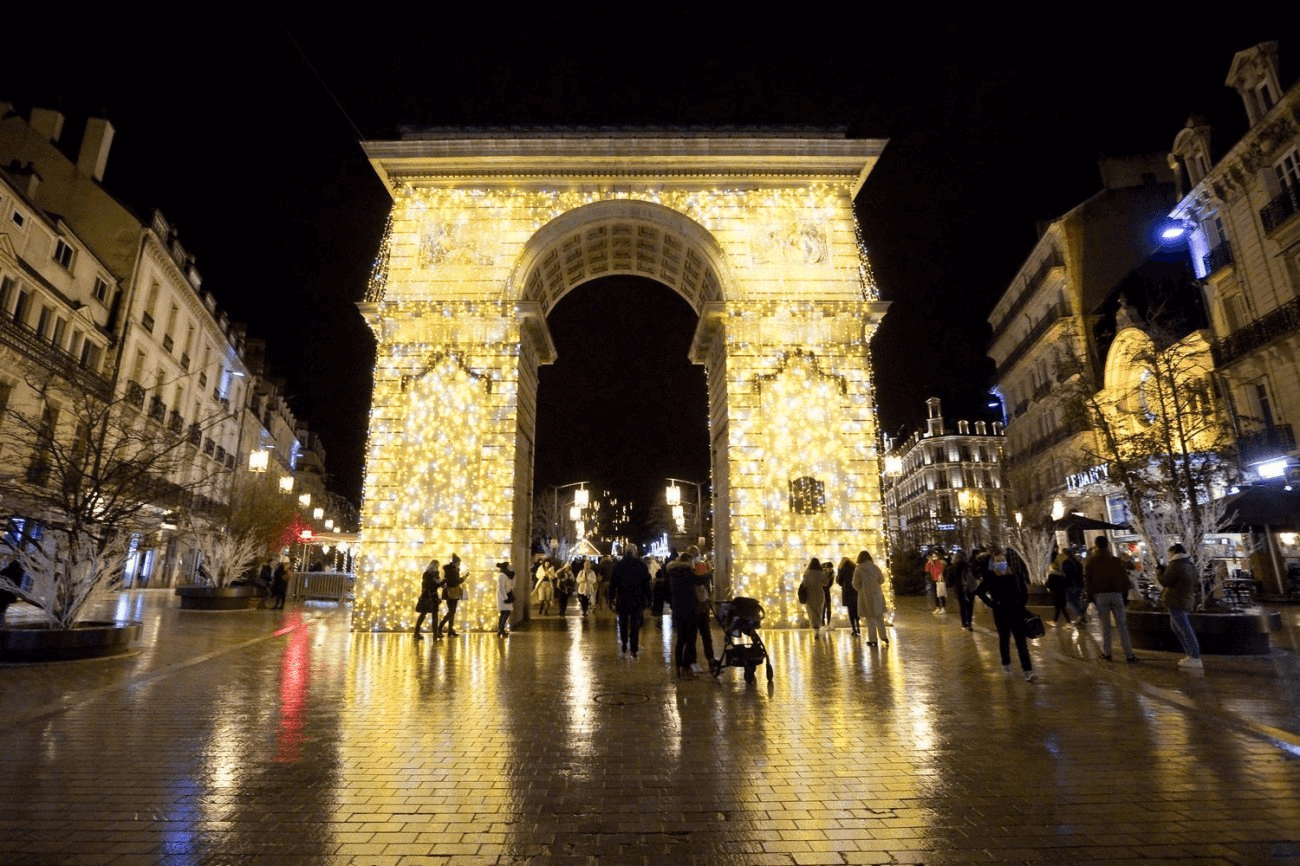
<box><xmin>53</xmin><ymin>238</ymin><xmax>75</xmax><ymax>270</ymax></box>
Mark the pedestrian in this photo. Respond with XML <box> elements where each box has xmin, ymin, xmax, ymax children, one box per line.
<box><xmin>946</xmin><ymin>550</ymin><xmax>977</xmax><ymax>630</ymax></box>
<box><xmin>608</xmin><ymin>543</ymin><xmax>652</xmax><ymax>659</ymax></box>
<box><xmin>555</xmin><ymin>563</ymin><xmax>574</xmax><ymax>615</ymax></box>
<box><xmin>1045</xmin><ymin>547</ymin><xmax>1070</xmax><ymax>626</ymax></box>
<box><xmin>413</xmin><ymin>558</ymin><xmax>441</xmax><ymax>640</ymax></box>
<box><xmin>651</xmin><ymin>557</ymin><xmax>670</xmax><ymax>620</ymax></box>
<box><xmin>438</xmin><ymin>553</ymin><xmax>463</xmax><ymax>637</ymax></box>
<box><xmin>926</xmin><ymin>551</ymin><xmax>948</xmax><ymax>614</ymax></box>
<box><xmin>496</xmin><ymin>561</ymin><xmax>515</xmax><ymax>637</ymax></box>
<box><xmin>534</xmin><ymin>561</ymin><xmax>555</xmax><ymax>615</ymax></box>
<box><xmin>821</xmin><ymin>559</ymin><xmax>834</xmax><ymax>626</ymax></box>
<box><xmin>270</xmin><ymin>557</ymin><xmax>290</xmax><ymax>609</ymax></box>
<box><xmin>576</xmin><ymin>559</ymin><xmax>597</xmax><ymax>616</ymax></box>
<box><xmin>1062</xmin><ymin>546</ymin><xmax>1087</xmax><ymax>625</ymax></box>
<box><xmin>1158</xmin><ymin>543</ymin><xmax>1203</xmax><ymax>670</ymax></box>
<box><xmin>800</xmin><ymin>557</ymin><xmax>829</xmax><ymax>636</ymax></box>
<box><xmin>255</xmin><ymin>559</ymin><xmax>274</xmax><ymax>608</ymax></box>
<box><xmin>975</xmin><ymin>553</ymin><xmax>1036</xmax><ymax>681</ymax></box>
<box><xmin>597</xmin><ymin>555</ymin><xmax>615</xmax><ymax>611</ymax></box>
<box><xmin>0</xmin><ymin>557</ymin><xmax>24</xmax><ymax>624</ymax></box>
<box><xmin>836</xmin><ymin>556</ymin><xmax>859</xmax><ymax>635</ymax></box>
<box><xmin>690</xmin><ymin>547</ymin><xmax>717</xmax><ymax>668</ymax></box>
<box><xmin>667</xmin><ymin>549</ymin><xmax>701</xmax><ymax>675</ymax></box>
<box><xmin>1083</xmin><ymin>536</ymin><xmax>1139</xmax><ymax>663</ymax></box>
<box><xmin>852</xmin><ymin>550</ymin><xmax>888</xmax><ymax>645</ymax></box>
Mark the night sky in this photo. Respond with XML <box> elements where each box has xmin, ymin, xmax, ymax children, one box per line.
<box><xmin>4</xmin><ymin>17</ymin><xmax>1287</xmax><ymax>525</ymax></box>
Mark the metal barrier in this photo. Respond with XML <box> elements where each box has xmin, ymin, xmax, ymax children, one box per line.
<box><xmin>289</xmin><ymin>571</ymin><xmax>355</xmax><ymax>603</ymax></box>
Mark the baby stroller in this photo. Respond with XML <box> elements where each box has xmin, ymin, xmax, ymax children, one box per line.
<box><xmin>710</xmin><ymin>596</ymin><xmax>772</xmax><ymax>684</ymax></box>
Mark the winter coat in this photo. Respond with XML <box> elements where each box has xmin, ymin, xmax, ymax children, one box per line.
<box><xmin>836</xmin><ymin>560</ymin><xmax>858</xmax><ymax>610</ymax></box>
<box><xmin>442</xmin><ymin>562</ymin><xmax>464</xmax><ymax>599</ymax></box>
<box><xmin>1158</xmin><ymin>554</ymin><xmax>1198</xmax><ymax>611</ymax></box>
<box><xmin>416</xmin><ymin>565</ymin><xmax>442</xmax><ymax>613</ymax></box>
<box><xmin>1084</xmin><ymin>548</ymin><xmax>1133</xmax><ymax>596</ymax></box>
<box><xmin>667</xmin><ymin>558</ymin><xmax>699</xmax><ymax>618</ymax></box>
<box><xmin>577</xmin><ymin>566</ymin><xmax>598</xmax><ymax>597</ymax></box>
<box><xmin>853</xmin><ymin>561</ymin><xmax>887</xmax><ymax>618</ymax></box>
<box><xmin>497</xmin><ymin>571</ymin><xmax>514</xmax><ymax>611</ymax></box>
<box><xmin>801</xmin><ymin>566</ymin><xmax>829</xmax><ymax>622</ymax></box>
<box><xmin>608</xmin><ymin>554</ymin><xmax>652</xmax><ymax>614</ymax></box>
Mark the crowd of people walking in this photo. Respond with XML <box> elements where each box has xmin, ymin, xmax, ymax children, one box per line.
<box><xmin>407</xmin><ymin>533</ymin><xmax>1209</xmax><ymax>680</ymax></box>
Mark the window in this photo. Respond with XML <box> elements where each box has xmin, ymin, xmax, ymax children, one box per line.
<box><xmin>788</xmin><ymin>476</ymin><xmax>826</xmax><ymax>515</ymax></box>
<box><xmin>10</xmin><ymin>210</ymin><xmax>24</xmax><ymax>229</ymax></box>
<box><xmin>51</xmin><ymin>317</ymin><xmax>66</xmax><ymax>350</ymax></box>
<box><xmin>12</xmin><ymin>288</ymin><xmax>31</xmax><ymax>325</ymax></box>
<box><xmin>1276</xmin><ymin>148</ymin><xmax>1300</xmax><ymax>193</ymax></box>
<box><xmin>53</xmin><ymin>238</ymin><xmax>75</xmax><ymax>269</ymax></box>
<box><xmin>36</xmin><ymin>305</ymin><xmax>51</xmax><ymax>338</ymax></box>
<box><xmin>80</xmin><ymin>340</ymin><xmax>101</xmax><ymax>372</ymax></box>
<box><xmin>1253</xmin><ymin>381</ymin><xmax>1276</xmax><ymax>428</ymax></box>
<box><xmin>92</xmin><ymin>277</ymin><xmax>109</xmax><ymax>304</ymax></box>
<box><xmin>1222</xmin><ymin>293</ymin><xmax>1247</xmax><ymax>333</ymax></box>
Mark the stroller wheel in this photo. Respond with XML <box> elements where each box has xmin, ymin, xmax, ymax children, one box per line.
<box><xmin>744</xmin><ymin>664</ymin><xmax>757</xmax><ymax>684</ymax></box>
<box><xmin>766</xmin><ymin>662</ymin><xmax>774</xmax><ymax>682</ymax></box>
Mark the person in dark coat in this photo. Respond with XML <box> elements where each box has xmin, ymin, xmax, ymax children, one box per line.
<box><xmin>666</xmin><ymin>550</ymin><xmax>700</xmax><ymax>676</ymax></box>
<box><xmin>608</xmin><ymin>543</ymin><xmax>652</xmax><ymax>659</ymax></box>
<box><xmin>270</xmin><ymin>558</ymin><xmax>290</xmax><ymax>609</ymax></box>
<box><xmin>413</xmin><ymin>558</ymin><xmax>441</xmax><ymax>639</ymax></box>
<box><xmin>836</xmin><ymin>557</ymin><xmax>859</xmax><ymax>635</ymax></box>
<box><xmin>0</xmin><ymin>558</ymin><xmax>24</xmax><ymax>623</ymax></box>
<box><xmin>975</xmin><ymin>553</ymin><xmax>1035</xmax><ymax>681</ymax></box>
<box><xmin>438</xmin><ymin>553</ymin><xmax>464</xmax><ymax>638</ymax></box>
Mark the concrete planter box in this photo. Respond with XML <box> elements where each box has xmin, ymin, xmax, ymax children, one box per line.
<box><xmin>175</xmin><ymin>585</ymin><xmax>266</xmax><ymax>611</ymax></box>
<box><xmin>0</xmin><ymin>620</ymin><xmax>142</xmax><ymax>662</ymax></box>
<box><xmin>1124</xmin><ymin>608</ymin><xmax>1281</xmax><ymax>655</ymax></box>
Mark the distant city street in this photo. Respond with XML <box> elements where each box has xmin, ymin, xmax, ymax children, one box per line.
<box><xmin>2</xmin><ymin>592</ymin><xmax>1298</xmax><ymax>864</ymax></box>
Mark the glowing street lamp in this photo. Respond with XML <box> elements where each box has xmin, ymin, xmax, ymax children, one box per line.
<box><xmin>279</xmin><ymin>475</ymin><xmax>294</xmax><ymax>493</ymax></box>
<box><xmin>248</xmin><ymin>449</ymin><xmax>270</xmax><ymax>473</ymax></box>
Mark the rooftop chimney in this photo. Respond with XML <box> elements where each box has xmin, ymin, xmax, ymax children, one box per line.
<box><xmin>29</xmin><ymin>108</ymin><xmax>64</xmax><ymax>143</ymax></box>
<box><xmin>77</xmin><ymin>117</ymin><xmax>115</xmax><ymax>181</ymax></box>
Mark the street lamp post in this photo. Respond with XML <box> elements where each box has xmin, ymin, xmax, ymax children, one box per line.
<box><xmin>550</xmin><ymin>481</ymin><xmax>591</xmax><ymax>556</ymax></box>
<box><xmin>665</xmin><ymin>478</ymin><xmax>705</xmax><ymax>549</ymax></box>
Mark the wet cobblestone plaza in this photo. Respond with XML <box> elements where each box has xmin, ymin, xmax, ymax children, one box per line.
<box><xmin>2</xmin><ymin>591</ymin><xmax>1299</xmax><ymax>865</ymax></box>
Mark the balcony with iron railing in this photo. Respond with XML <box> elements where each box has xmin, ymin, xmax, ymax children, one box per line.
<box><xmin>167</xmin><ymin>410</ymin><xmax>184</xmax><ymax>435</ymax></box>
<box><xmin>1261</xmin><ymin>182</ymin><xmax>1300</xmax><ymax>234</ymax></box>
<box><xmin>125</xmin><ymin>380</ymin><xmax>145</xmax><ymax>408</ymax></box>
<box><xmin>187</xmin><ymin>422</ymin><xmax>202</xmax><ymax>447</ymax></box>
<box><xmin>995</xmin><ymin>302</ymin><xmax>1070</xmax><ymax>377</ymax></box>
<box><xmin>1239</xmin><ymin>424</ymin><xmax>1297</xmax><ymax>465</ymax></box>
<box><xmin>989</xmin><ymin>249</ymin><xmax>1066</xmax><ymax>345</ymax></box>
<box><xmin>0</xmin><ymin>314</ymin><xmax>112</xmax><ymax>401</ymax></box>
<box><xmin>148</xmin><ymin>396</ymin><xmax>166</xmax><ymax>423</ymax></box>
<box><xmin>1211</xmin><ymin>296</ymin><xmax>1300</xmax><ymax>367</ymax></box>
<box><xmin>1203</xmin><ymin>239</ymin><xmax>1234</xmax><ymax>276</ymax></box>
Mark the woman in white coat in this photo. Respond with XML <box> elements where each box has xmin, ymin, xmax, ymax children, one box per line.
<box><xmin>496</xmin><ymin>562</ymin><xmax>515</xmax><ymax>637</ymax></box>
<box><xmin>853</xmin><ymin>550</ymin><xmax>888</xmax><ymax>646</ymax></box>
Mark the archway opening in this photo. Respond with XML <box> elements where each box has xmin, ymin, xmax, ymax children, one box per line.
<box><xmin>533</xmin><ymin>275</ymin><xmax>710</xmax><ymax>563</ymax></box>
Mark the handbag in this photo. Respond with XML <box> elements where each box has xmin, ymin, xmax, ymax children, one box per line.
<box><xmin>797</xmin><ymin>583</ymin><xmax>808</xmax><ymax>603</ymax></box>
<box><xmin>1024</xmin><ymin>612</ymin><xmax>1046</xmax><ymax>639</ymax></box>
<box><xmin>505</xmin><ymin>591</ymin><xmax>515</xmax><ymax>604</ymax></box>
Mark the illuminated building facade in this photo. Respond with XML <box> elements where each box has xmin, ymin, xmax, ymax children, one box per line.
<box><xmin>0</xmin><ymin>106</ymin><xmax>338</xmax><ymax>584</ymax></box>
<box><xmin>988</xmin><ymin>155</ymin><xmax>1177</xmax><ymax>528</ymax></box>
<box><xmin>1168</xmin><ymin>42</ymin><xmax>1300</xmax><ymax>487</ymax></box>
<box><xmin>356</xmin><ymin>130</ymin><xmax>890</xmax><ymax>630</ymax></box>
<box><xmin>883</xmin><ymin>398</ymin><xmax>1008</xmax><ymax>552</ymax></box>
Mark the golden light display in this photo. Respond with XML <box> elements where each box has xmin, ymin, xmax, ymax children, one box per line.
<box><xmin>355</xmin><ymin>135</ymin><xmax>890</xmax><ymax>630</ymax></box>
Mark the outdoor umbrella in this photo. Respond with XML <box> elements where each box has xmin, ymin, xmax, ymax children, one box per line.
<box><xmin>1216</xmin><ymin>486</ymin><xmax>1300</xmax><ymax>531</ymax></box>
<box><xmin>1050</xmin><ymin>513</ymin><xmax>1129</xmax><ymax>532</ymax></box>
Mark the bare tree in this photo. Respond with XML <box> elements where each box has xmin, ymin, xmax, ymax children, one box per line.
<box><xmin>0</xmin><ymin>372</ymin><xmax>233</xmax><ymax>625</ymax></box>
<box><xmin>1009</xmin><ymin>512</ymin><xmax>1060</xmax><ymax>587</ymax></box>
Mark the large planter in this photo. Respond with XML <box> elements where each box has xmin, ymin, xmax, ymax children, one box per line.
<box><xmin>175</xmin><ymin>585</ymin><xmax>266</xmax><ymax>611</ymax></box>
<box><xmin>0</xmin><ymin>620</ymin><xmax>142</xmax><ymax>662</ymax></box>
<box><xmin>1124</xmin><ymin>608</ymin><xmax>1282</xmax><ymax>655</ymax></box>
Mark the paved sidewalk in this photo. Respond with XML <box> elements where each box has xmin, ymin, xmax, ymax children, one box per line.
<box><xmin>1</xmin><ymin>590</ymin><xmax>1298</xmax><ymax>864</ymax></box>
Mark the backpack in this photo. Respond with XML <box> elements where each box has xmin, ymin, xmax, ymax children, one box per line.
<box><xmin>961</xmin><ymin>566</ymin><xmax>979</xmax><ymax>593</ymax></box>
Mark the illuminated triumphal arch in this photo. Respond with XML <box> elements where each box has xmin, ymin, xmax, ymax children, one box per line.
<box><xmin>353</xmin><ymin>131</ymin><xmax>890</xmax><ymax>631</ymax></box>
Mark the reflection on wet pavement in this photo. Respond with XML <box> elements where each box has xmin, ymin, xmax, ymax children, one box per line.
<box><xmin>1</xmin><ymin>590</ymin><xmax>1299</xmax><ymax>863</ymax></box>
